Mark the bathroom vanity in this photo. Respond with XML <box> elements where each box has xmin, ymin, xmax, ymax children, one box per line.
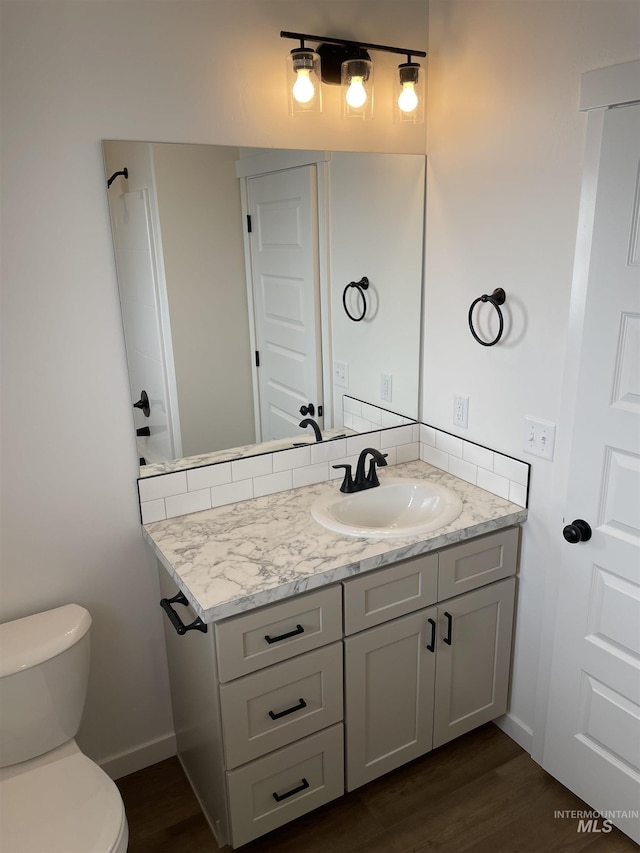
<box><xmin>146</xmin><ymin>460</ymin><xmax>526</xmax><ymax>848</ymax></box>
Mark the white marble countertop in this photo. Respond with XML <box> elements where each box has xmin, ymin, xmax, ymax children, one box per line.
<box><xmin>143</xmin><ymin>460</ymin><xmax>527</xmax><ymax>623</ymax></box>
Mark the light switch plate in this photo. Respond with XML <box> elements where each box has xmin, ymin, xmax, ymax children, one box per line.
<box><xmin>523</xmin><ymin>417</ymin><xmax>556</xmax><ymax>460</ymax></box>
<box><xmin>334</xmin><ymin>361</ymin><xmax>349</xmax><ymax>388</ymax></box>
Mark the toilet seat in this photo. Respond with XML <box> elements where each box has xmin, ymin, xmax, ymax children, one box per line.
<box><xmin>0</xmin><ymin>744</ymin><xmax>128</xmax><ymax>853</ymax></box>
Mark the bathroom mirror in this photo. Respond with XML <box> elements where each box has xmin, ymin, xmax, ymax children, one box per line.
<box><xmin>103</xmin><ymin>141</ymin><xmax>425</xmax><ymax>473</ymax></box>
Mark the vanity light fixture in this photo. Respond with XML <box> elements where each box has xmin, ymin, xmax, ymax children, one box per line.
<box><xmin>281</xmin><ymin>31</ymin><xmax>426</xmax><ymax>121</ymax></box>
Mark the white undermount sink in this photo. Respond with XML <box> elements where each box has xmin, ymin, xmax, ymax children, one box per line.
<box><xmin>311</xmin><ymin>477</ymin><xmax>463</xmax><ymax>539</ymax></box>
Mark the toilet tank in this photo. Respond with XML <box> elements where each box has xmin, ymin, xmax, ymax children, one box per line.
<box><xmin>0</xmin><ymin>604</ymin><xmax>92</xmax><ymax>768</ymax></box>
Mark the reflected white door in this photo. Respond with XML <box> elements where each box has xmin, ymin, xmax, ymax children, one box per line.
<box><xmin>247</xmin><ymin>166</ymin><xmax>322</xmax><ymax>441</ymax></box>
<box><xmin>543</xmin><ymin>104</ymin><xmax>640</xmax><ymax>843</ymax></box>
<box><xmin>110</xmin><ymin>188</ymin><xmax>180</xmax><ymax>462</ymax></box>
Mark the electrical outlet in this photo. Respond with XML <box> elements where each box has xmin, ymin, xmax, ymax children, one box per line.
<box><xmin>381</xmin><ymin>372</ymin><xmax>393</xmax><ymax>403</ymax></box>
<box><xmin>334</xmin><ymin>361</ymin><xmax>349</xmax><ymax>388</ymax></box>
<box><xmin>453</xmin><ymin>394</ymin><xmax>469</xmax><ymax>429</ymax></box>
<box><xmin>523</xmin><ymin>417</ymin><xmax>556</xmax><ymax>460</ymax></box>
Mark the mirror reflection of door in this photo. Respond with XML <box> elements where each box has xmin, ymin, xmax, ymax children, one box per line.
<box><xmin>109</xmin><ymin>185</ymin><xmax>180</xmax><ymax>463</ymax></box>
<box><xmin>247</xmin><ymin>166</ymin><xmax>323</xmax><ymax>442</ymax></box>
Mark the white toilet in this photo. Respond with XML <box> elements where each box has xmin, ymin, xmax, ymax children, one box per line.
<box><xmin>0</xmin><ymin>604</ymin><xmax>129</xmax><ymax>853</ymax></box>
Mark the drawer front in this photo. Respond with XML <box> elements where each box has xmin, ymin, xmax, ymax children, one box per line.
<box><xmin>437</xmin><ymin>526</ymin><xmax>519</xmax><ymax>601</ymax></box>
<box><xmin>220</xmin><ymin>643</ymin><xmax>343</xmax><ymax>769</ymax></box>
<box><xmin>343</xmin><ymin>553</ymin><xmax>438</xmax><ymax>635</ymax></box>
<box><xmin>226</xmin><ymin>724</ymin><xmax>344</xmax><ymax>848</ymax></box>
<box><xmin>215</xmin><ymin>585</ymin><xmax>342</xmax><ymax>682</ymax></box>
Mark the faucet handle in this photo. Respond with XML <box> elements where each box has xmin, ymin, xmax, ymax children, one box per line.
<box><xmin>332</xmin><ymin>464</ymin><xmax>356</xmax><ymax>494</ymax></box>
<box><xmin>366</xmin><ymin>453</ymin><xmax>388</xmax><ymax>487</ymax></box>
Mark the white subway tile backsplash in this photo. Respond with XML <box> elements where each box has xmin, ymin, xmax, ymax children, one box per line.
<box><xmin>462</xmin><ymin>442</ymin><xmax>494</xmax><ymax>471</ymax></box>
<box><xmin>293</xmin><ymin>462</ymin><xmax>330</xmax><ymax>489</ymax></box>
<box><xmin>343</xmin><ymin>396</ymin><xmax>362</xmax><ymax>415</ymax></box>
<box><xmin>231</xmin><ymin>454</ymin><xmax>272</xmax><ymax>482</ymax></box>
<box><xmin>494</xmin><ymin>455</ymin><xmax>529</xmax><ymax>486</ymax></box>
<box><xmin>448</xmin><ymin>455</ymin><xmax>478</xmax><ymax>485</ymax></box>
<box><xmin>140</xmin><ymin>498</ymin><xmax>167</xmax><ymax>524</ymax></box>
<box><xmin>347</xmin><ymin>432</ymin><xmax>381</xmax><ymax>456</ymax></box>
<box><xmin>435</xmin><ymin>431</ymin><xmax>463</xmax><ymax>458</ymax></box>
<box><xmin>362</xmin><ymin>402</ymin><xmax>383</xmax><ymax>424</ymax></box>
<box><xmin>138</xmin><ymin>420</ymin><xmax>530</xmax><ymax>524</ymax></box>
<box><xmin>396</xmin><ymin>442</ymin><xmax>420</xmax><ymax>464</ymax></box>
<box><xmin>310</xmin><ymin>438</ymin><xmax>347</xmax><ymax>464</ymax></box>
<box><xmin>381</xmin><ymin>424</ymin><xmax>414</xmax><ymax>448</ymax></box>
<box><xmin>477</xmin><ymin>468</ymin><xmax>510</xmax><ymax>500</ymax></box>
<box><xmin>421</xmin><ymin>443</ymin><xmax>449</xmax><ymax>470</ymax></box>
<box><xmin>165</xmin><ymin>488</ymin><xmax>212</xmax><ymax>518</ymax></box>
<box><xmin>186</xmin><ymin>462</ymin><xmax>232</xmax><ymax>491</ymax></box>
<box><xmin>272</xmin><ymin>446</ymin><xmax>311</xmax><ymax>472</ymax></box>
<box><xmin>509</xmin><ymin>481</ymin><xmax>528</xmax><ymax>508</ymax></box>
<box><xmin>352</xmin><ymin>415</ymin><xmax>375</xmax><ymax>432</ymax></box>
<box><xmin>253</xmin><ymin>470</ymin><xmax>293</xmax><ymax>498</ymax></box>
<box><xmin>420</xmin><ymin>424</ymin><xmax>436</xmax><ymax>446</ymax></box>
<box><xmin>139</xmin><ymin>471</ymin><xmax>187</xmax><ymax>502</ymax></box>
<box><xmin>211</xmin><ymin>479</ymin><xmax>253</xmax><ymax>508</ymax></box>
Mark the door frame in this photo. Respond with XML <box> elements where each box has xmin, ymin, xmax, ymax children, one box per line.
<box><xmin>532</xmin><ymin>59</ymin><xmax>640</xmax><ymax>763</ymax></box>
<box><xmin>236</xmin><ymin>150</ymin><xmax>332</xmax><ymax>443</ymax></box>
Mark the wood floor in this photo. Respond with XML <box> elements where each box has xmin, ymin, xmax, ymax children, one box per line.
<box><xmin>116</xmin><ymin>724</ymin><xmax>637</xmax><ymax>852</ymax></box>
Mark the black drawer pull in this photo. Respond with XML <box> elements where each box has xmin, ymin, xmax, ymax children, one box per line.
<box><xmin>265</xmin><ymin>624</ymin><xmax>304</xmax><ymax>644</ymax></box>
<box><xmin>443</xmin><ymin>611</ymin><xmax>453</xmax><ymax>645</ymax></box>
<box><xmin>426</xmin><ymin>618</ymin><xmax>436</xmax><ymax>652</ymax></box>
<box><xmin>268</xmin><ymin>698</ymin><xmax>307</xmax><ymax>720</ymax></box>
<box><xmin>272</xmin><ymin>777</ymin><xmax>310</xmax><ymax>803</ymax></box>
<box><xmin>160</xmin><ymin>591</ymin><xmax>208</xmax><ymax>635</ymax></box>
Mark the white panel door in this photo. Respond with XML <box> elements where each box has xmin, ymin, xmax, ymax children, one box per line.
<box><xmin>543</xmin><ymin>104</ymin><xmax>640</xmax><ymax>843</ymax></box>
<box><xmin>248</xmin><ymin>167</ymin><xmax>322</xmax><ymax>441</ymax></box>
<box><xmin>110</xmin><ymin>188</ymin><xmax>180</xmax><ymax>462</ymax></box>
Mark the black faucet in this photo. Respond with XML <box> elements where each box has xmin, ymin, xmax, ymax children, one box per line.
<box><xmin>299</xmin><ymin>418</ymin><xmax>322</xmax><ymax>442</ymax></box>
<box><xmin>333</xmin><ymin>447</ymin><xmax>388</xmax><ymax>494</ymax></box>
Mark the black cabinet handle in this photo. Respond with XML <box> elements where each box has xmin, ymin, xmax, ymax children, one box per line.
<box><xmin>160</xmin><ymin>591</ymin><xmax>207</xmax><ymax>635</ymax></box>
<box><xmin>563</xmin><ymin>519</ymin><xmax>592</xmax><ymax>544</ymax></box>
<box><xmin>136</xmin><ymin>426</ymin><xmax>151</xmax><ymax>437</ymax></box>
<box><xmin>426</xmin><ymin>618</ymin><xmax>436</xmax><ymax>652</ymax></box>
<box><xmin>443</xmin><ymin>612</ymin><xmax>453</xmax><ymax>645</ymax></box>
<box><xmin>268</xmin><ymin>698</ymin><xmax>307</xmax><ymax>720</ymax></box>
<box><xmin>272</xmin><ymin>777</ymin><xmax>310</xmax><ymax>803</ymax></box>
<box><xmin>265</xmin><ymin>624</ymin><xmax>304</xmax><ymax>644</ymax></box>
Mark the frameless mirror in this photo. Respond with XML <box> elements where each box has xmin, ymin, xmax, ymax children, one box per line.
<box><xmin>103</xmin><ymin>142</ymin><xmax>425</xmax><ymax>476</ymax></box>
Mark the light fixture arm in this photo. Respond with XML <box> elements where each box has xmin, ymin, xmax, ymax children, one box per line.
<box><xmin>281</xmin><ymin>31</ymin><xmax>426</xmax><ymax>61</ymax></box>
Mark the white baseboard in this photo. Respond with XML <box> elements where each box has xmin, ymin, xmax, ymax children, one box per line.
<box><xmin>495</xmin><ymin>712</ymin><xmax>534</xmax><ymax>755</ymax></box>
<box><xmin>99</xmin><ymin>732</ymin><xmax>177</xmax><ymax>780</ymax></box>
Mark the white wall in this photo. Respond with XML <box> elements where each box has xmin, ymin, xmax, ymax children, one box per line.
<box><xmin>0</xmin><ymin>0</ymin><xmax>428</xmax><ymax>774</ymax></box>
<box><xmin>152</xmin><ymin>143</ymin><xmax>256</xmax><ymax>456</ymax></box>
<box><xmin>423</xmin><ymin>0</ymin><xmax>639</xmax><ymax>749</ymax></box>
<box><xmin>329</xmin><ymin>153</ymin><xmax>425</xmax><ymax>421</ymax></box>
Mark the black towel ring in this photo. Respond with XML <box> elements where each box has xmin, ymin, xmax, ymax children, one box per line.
<box><xmin>468</xmin><ymin>288</ymin><xmax>506</xmax><ymax>347</ymax></box>
<box><xmin>342</xmin><ymin>276</ymin><xmax>369</xmax><ymax>322</ymax></box>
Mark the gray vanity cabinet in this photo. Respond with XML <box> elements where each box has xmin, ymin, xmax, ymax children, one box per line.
<box><xmin>158</xmin><ymin>525</ymin><xmax>519</xmax><ymax>848</ymax></box>
<box><xmin>343</xmin><ymin>527</ymin><xmax>518</xmax><ymax>791</ymax></box>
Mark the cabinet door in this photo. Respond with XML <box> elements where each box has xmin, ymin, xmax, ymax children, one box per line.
<box><xmin>344</xmin><ymin>608</ymin><xmax>437</xmax><ymax>791</ymax></box>
<box><xmin>433</xmin><ymin>577</ymin><xmax>516</xmax><ymax>749</ymax></box>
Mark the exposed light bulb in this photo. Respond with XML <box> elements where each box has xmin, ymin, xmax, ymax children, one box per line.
<box><xmin>398</xmin><ymin>81</ymin><xmax>418</xmax><ymax>113</ymax></box>
<box><xmin>293</xmin><ymin>68</ymin><xmax>315</xmax><ymax>104</ymax></box>
<box><xmin>346</xmin><ymin>77</ymin><xmax>367</xmax><ymax>109</ymax></box>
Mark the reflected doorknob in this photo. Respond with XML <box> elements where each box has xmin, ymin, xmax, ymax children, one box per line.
<box><xmin>300</xmin><ymin>403</ymin><xmax>315</xmax><ymax>417</ymax></box>
<box><xmin>562</xmin><ymin>519</ymin><xmax>592</xmax><ymax>544</ymax></box>
<box><xmin>133</xmin><ymin>390</ymin><xmax>150</xmax><ymax>418</ymax></box>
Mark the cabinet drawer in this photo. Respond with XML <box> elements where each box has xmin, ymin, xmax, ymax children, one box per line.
<box><xmin>438</xmin><ymin>527</ymin><xmax>519</xmax><ymax>601</ymax></box>
<box><xmin>343</xmin><ymin>553</ymin><xmax>438</xmax><ymax>635</ymax></box>
<box><xmin>220</xmin><ymin>643</ymin><xmax>343</xmax><ymax>769</ymax></box>
<box><xmin>226</xmin><ymin>724</ymin><xmax>344</xmax><ymax>848</ymax></box>
<box><xmin>215</xmin><ymin>586</ymin><xmax>342</xmax><ymax>682</ymax></box>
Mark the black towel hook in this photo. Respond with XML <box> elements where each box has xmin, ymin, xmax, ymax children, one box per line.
<box><xmin>107</xmin><ymin>167</ymin><xmax>129</xmax><ymax>188</ymax></box>
<box><xmin>342</xmin><ymin>276</ymin><xmax>369</xmax><ymax>322</ymax></box>
<box><xmin>468</xmin><ymin>288</ymin><xmax>506</xmax><ymax>347</ymax></box>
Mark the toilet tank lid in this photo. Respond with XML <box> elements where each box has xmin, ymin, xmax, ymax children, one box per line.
<box><xmin>0</xmin><ymin>604</ymin><xmax>91</xmax><ymax>678</ymax></box>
